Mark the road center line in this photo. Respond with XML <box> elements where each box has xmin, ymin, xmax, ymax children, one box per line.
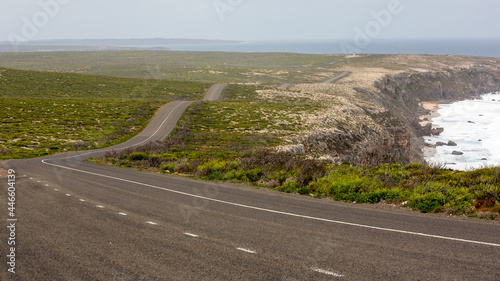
<box><xmin>40</xmin><ymin>159</ymin><xmax>500</xmax><ymax>248</ymax></box>
<box><xmin>312</xmin><ymin>268</ymin><xmax>344</xmax><ymax>277</ymax></box>
<box><xmin>236</xmin><ymin>248</ymin><xmax>256</xmax><ymax>254</ymax></box>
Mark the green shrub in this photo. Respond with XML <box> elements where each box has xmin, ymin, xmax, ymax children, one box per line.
<box><xmin>297</xmin><ymin>187</ymin><xmax>311</xmax><ymax>195</ymax></box>
<box><xmin>364</xmin><ymin>189</ymin><xmax>408</xmax><ymax>204</ymax></box>
<box><xmin>160</xmin><ymin>153</ymin><xmax>178</xmax><ymax>161</ymax></box>
<box><xmin>197</xmin><ymin>160</ymin><xmax>228</xmax><ymax>177</ymax></box>
<box><xmin>208</xmin><ymin>173</ymin><xmax>221</xmax><ymax>180</ymax></box>
<box><xmin>245</xmin><ymin>168</ymin><xmax>263</xmax><ymax>182</ymax></box>
<box><xmin>443</xmin><ymin>187</ymin><xmax>473</xmax><ymax>211</ymax></box>
<box><xmin>128</xmin><ymin>152</ymin><xmax>149</xmax><ymax>161</ymax></box>
<box><xmin>280</xmin><ymin>181</ymin><xmax>300</xmax><ymax>193</ymax></box>
<box><xmin>160</xmin><ymin>163</ymin><xmax>175</xmax><ymax>172</ymax></box>
<box><xmin>408</xmin><ymin>193</ymin><xmax>446</xmax><ymax>213</ymax></box>
<box><xmin>404</xmin><ymin>163</ymin><xmax>425</xmax><ymax>171</ymax></box>
<box><xmin>120</xmin><ymin>160</ymin><xmax>132</xmax><ymax>168</ymax></box>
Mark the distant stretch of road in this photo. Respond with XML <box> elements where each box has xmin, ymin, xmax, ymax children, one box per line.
<box><xmin>203</xmin><ymin>83</ymin><xmax>227</xmax><ymax>101</ymax></box>
<box><xmin>278</xmin><ymin>83</ymin><xmax>292</xmax><ymax>89</ymax></box>
<box><xmin>1</xmin><ymin>83</ymin><xmax>499</xmax><ymax>280</ymax></box>
<box><xmin>323</xmin><ymin>71</ymin><xmax>352</xmax><ymax>83</ymax></box>
<box><xmin>278</xmin><ymin>71</ymin><xmax>351</xmax><ymax>89</ymax></box>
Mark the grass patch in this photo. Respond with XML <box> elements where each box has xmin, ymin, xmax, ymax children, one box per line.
<box><xmin>0</xmin><ymin>67</ymin><xmax>208</xmax><ymax>99</ymax></box>
<box><xmin>0</xmin><ymin>97</ymin><xmax>164</xmax><ymax>159</ymax></box>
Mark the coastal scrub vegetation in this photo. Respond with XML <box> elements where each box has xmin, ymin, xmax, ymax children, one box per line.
<box><xmin>0</xmin><ymin>67</ymin><xmax>208</xmax><ymax>158</ymax></box>
<box><xmin>93</xmin><ymin>143</ymin><xmax>500</xmax><ymax>217</ymax></box>
<box><xmin>0</xmin><ymin>97</ymin><xmax>163</xmax><ymax>159</ymax></box>
<box><xmin>91</xmin><ymin>102</ymin><xmax>500</xmax><ymax>218</ymax></box>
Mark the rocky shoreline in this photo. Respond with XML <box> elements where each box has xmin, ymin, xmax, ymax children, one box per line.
<box><xmin>371</xmin><ymin>66</ymin><xmax>500</xmax><ymax>164</ymax></box>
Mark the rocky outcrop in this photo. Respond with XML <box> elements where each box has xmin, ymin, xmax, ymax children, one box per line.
<box><xmin>303</xmin><ymin>125</ymin><xmax>411</xmax><ymax>166</ymax></box>
<box><xmin>290</xmin><ymin>66</ymin><xmax>499</xmax><ymax>166</ymax></box>
<box><xmin>367</xmin><ymin>66</ymin><xmax>500</xmax><ymax>163</ymax></box>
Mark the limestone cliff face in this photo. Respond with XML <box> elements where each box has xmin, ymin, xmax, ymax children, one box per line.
<box><xmin>281</xmin><ymin>66</ymin><xmax>499</xmax><ymax>166</ymax></box>
<box><xmin>370</xmin><ymin>66</ymin><xmax>500</xmax><ymax>163</ymax></box>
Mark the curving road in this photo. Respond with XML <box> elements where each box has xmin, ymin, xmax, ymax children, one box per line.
<box><xmin>323</xmin><ymin>71</ymin><xmax>351</xmax><ymax>84</ymax></box>
<box><xmin>203</xmin><ymin>84</ymin><xmax>227</xmax><ymax>101</ymax></box>
<box><xmin>1</xmin><ymin>84</ymin><xmax>500</xmax><ymax>280</ymax></box>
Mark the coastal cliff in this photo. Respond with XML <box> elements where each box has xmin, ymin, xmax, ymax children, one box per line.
<box><xmin>370</xmin><ymin>66</ymin><xmax>500</xmax><ymax>163</ymax></box>
<box><xmin>297</xmin><ymin>66</ymin><xmax>500</xmax><ymax>166</ymax></box>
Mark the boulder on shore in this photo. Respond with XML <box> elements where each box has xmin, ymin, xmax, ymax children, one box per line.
<box><xmin>430</xmin><ymin>127</ymin><xmax>444</xmax><ymax>136</ymax></box>
<box><xmin>452</xmin><ymin>151</ymin><xmax>464</xmax><ymax>155</ymax></box>
<box><xmin>447</xmin><ymin>141</ymin><xmax>458</xmax><ymax>146</ymax></box>
<box><xmin>435</xmin><ymin>141</ymin><xmax>447</xmax><ymax>146</ymax></box>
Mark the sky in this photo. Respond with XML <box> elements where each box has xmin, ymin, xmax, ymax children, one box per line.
<box><xmin>1</xmin><ymin>0</ymin><xmax>499</xmax><ymax>42</ymax></box>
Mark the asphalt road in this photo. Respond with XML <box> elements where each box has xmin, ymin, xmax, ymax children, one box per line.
<box><xmin>203</xmin><ymin>84</ymin><xmax>227</xmax><ymax>101</ymax></box>
<box><xmin>323</xmin><ymin>71</ymin><xmax>352</xmax><ymax>84</ymax></box>
<box><xmin>1</xmin><ymin>84</ymin><xmax>500</xmax><ymax>280</ymax></box>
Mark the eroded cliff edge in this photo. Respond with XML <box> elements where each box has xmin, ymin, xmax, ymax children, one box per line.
<box><xmin>366</xmin><ymin>66</ymin><xmax>500</xmax><ymax>164</ymax></box>
<box><xmin>288</xmin><ymin>66</ymin><xmax>500</xmax><ymax>166</ymax></box>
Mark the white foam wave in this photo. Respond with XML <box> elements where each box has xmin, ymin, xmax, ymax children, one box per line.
<box><xmin>425</xmin><ymin>92</ymin><xmax>500</xmax><ymax>170</ymax></box>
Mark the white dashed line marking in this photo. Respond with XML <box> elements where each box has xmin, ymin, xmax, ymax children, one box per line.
<box><xmin>184</xmin><ymin>233</ymin><xmax>199</xmax><ymax>238</ymax></box>
<box><xmin>37</xmin><ymin>180</ymin><xmax>41</xmax><ymax>183</ymax></box>
<box><xmin>146</xmin><ymin>221</ymin><xmax>158</xmax><ymax>225</ymax></box>
<box><xmin>79</xmin><ymin>199</ymin><xmax>86</xmax><ymax>202</ymax></box>
<box><xmin>236</xmin><ymin>248</ymin><xmax>256</xmax><ymax>254</ymax></box>
<box><xmin>45</xmin><ymin>184</ymin><xmax>49</xmax><ymax>186</ymax></box>
<box><xmin>42</xmin><ymin>143</ymin><xmax>500</xmax><ymax>248</ymax></box>
<box><xmin>118</xmin><ymin>212</ymin><xmax>128</xmax><ymax>216</ymax></box>
<box><xmin>29</xmin><ymin>177</ymin><xmax>33</xmax><ymax>180</ymax></box>
<box><xmin>312</xmin><ymin>268</ymin><xmax>344</xmax><ymax>277</ymax></box>
<box><xmin>54</xmin><ymin>189</ymin><xmax>59</xmax><ymax>191</ymax></box>
<box><xmin>96</xmin><ymin>205</ymin><xmax>104</xmax><ymax>208</ymax></box>
<box><xmin>66</xmin><ymin>194</ymin><xmax>71</xmax><ymax>197</ymax></box>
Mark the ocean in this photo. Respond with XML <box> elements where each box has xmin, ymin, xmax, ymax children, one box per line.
<box><xmin>156</xmin><ymin>39</ymin><xmax>500</xmax><ymax>58</ymax></box>
<box><xmin>424</xmin><ymin>93</ymin><xmax>500</xmax><ymax>170</ymax></box>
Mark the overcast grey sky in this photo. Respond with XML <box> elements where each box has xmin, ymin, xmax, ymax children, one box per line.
<box><xmin>1</xmin><ymin>0</ymin><xmax>499</xmax><ymax>42</ymax></box>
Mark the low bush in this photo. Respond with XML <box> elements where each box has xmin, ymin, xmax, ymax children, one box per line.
<box><xmin>279</xmin><ymin>181</ymin><xmax>300</xmax><ymax>193</ymax></box>
<box><xmin>160</xmin><ymin>163</ymin><xmax>175</xmax><ymax>173</ymax></box>
<box><xmin>128</xmin><ymin>152</ymin><xmax>149</xmax><ymax>161</ymax></box>
<box><xmin>408</xmin><ymin>193</ymin><xmax>446</xmax><ymax>213</ymax></box>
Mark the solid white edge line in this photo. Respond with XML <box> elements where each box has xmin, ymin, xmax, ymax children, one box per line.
<box><xmin>40</xmin><ymin>159</ymin><xmax>500</xmax><ymax>248</ymax></box>
<box><xmin>312</xmin><ymin>268</ymin><xmax>344</xmax><ymax>277</ymax></box>
<box><xmin>39</xmin><ymin>100</ymin><xmax>500</xmax><ymax>249</ymax></box>
<box><xmin>236</xmin><ymin>248</ymin><xmax>256</xmax><ymax>254</ymax></box>
<box><xmin>184</xmin><ymin>233</ymin><xmax>199</xmax><ymax>238</ymax></box>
